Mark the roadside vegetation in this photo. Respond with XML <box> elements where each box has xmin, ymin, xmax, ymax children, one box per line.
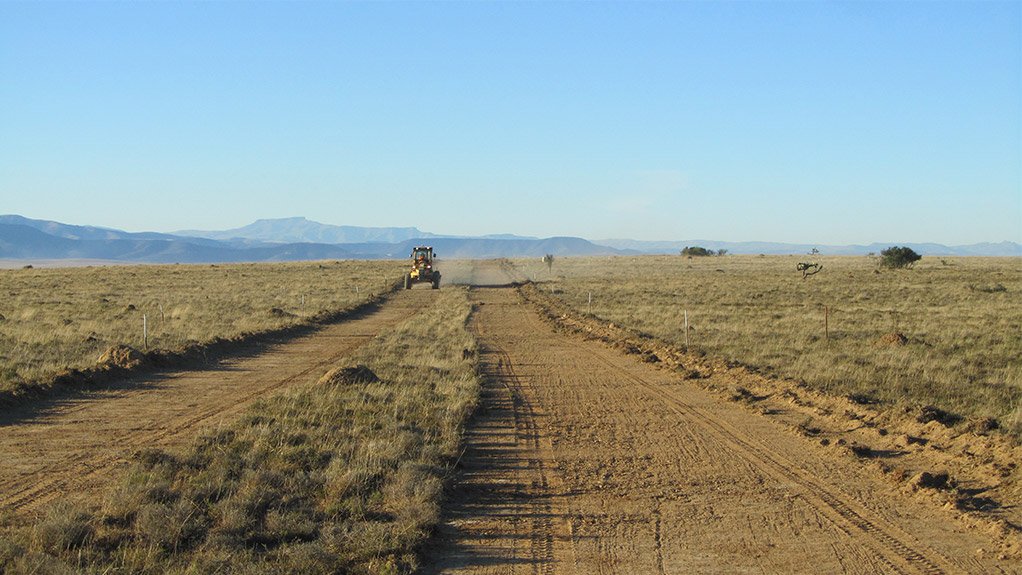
<box><xmin>0</xmin><ymin>287</ymin><xmax>479</xmax><ymax>574</ymax></box>
<box><xmin>517</xmin><ymin>255</ymin><xmax>1022</xmax><ymax>435</ymax></box>
<box><xmin>0</xmin><ymin>260</ymin><xmax>404</xmax><ymax>399</ymax></box>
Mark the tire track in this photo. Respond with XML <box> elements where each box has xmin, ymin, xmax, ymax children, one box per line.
<box><xmin>652</xmin><ymin>503</ymin><xmax>666</xmax><ymax>575</ymax></box>
<box><xmin>494</xmin><ymin>348</ymin><xmax>556</xmax><ymax>574</ymax></box>
<box><xmin>581</xmin><ymin>341</ymin><xmax>957</xmax><ymax>575</ymax></box>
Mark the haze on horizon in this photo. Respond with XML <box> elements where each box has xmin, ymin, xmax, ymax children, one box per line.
<box><xmin>1</xmin><ymin>2</ymin><xmax>1019</xmax><ymax>245</ymax></box>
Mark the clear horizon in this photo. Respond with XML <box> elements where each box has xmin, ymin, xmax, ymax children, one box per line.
<box><xmin>2</xmin><ymin>2</ymin><xmax>1020</xmax><ymax>245</ymax></box>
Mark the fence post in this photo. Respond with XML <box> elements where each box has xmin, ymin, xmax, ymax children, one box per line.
<box><xmin>825</xmin><ymin>305</ymin><xmax>830</xmax><ymax>344</ymax></box>
<box><xmin>684</xmin><ymin>310</ymin><xmax>689</xmax><ymax>351</ymax></box>
<box><xmin>143</xmin><ymin>314</ymin><xmax>148</xmax><ymax>351</ymax></box>
<box><xmin>587</xmin><ymin>291</ymin><xmax>592</xmax><ymax>314</ymax></box>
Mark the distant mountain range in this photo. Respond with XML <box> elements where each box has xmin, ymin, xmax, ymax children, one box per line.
<box><xmin>177</xmin><ymin>217</ymin><xmax>435</xmax><ymax>244</ymax></box>
<box><xmin>0</xmin><ymin>215</ymin><xmax>1017</xmax><ymax>264</ymax></box>
<box><xmin>0</xmin><ymin>215</ymin><xmax>619</xmax><ymax>263</ymax></box>
<box><xmin>176</xmin><ymin>217</ymin><xmax>538</xmax><ymax>244</ymax></box>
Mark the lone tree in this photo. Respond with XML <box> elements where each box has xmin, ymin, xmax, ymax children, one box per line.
<box><xmin>680</xmin><ymin>246</ymin><xmax>713</xmax><ymax>257</ymax></box>
<box><xmin>879</xmin><ymin>246</ymin><xmax>922</xmax><ymax>269</ymax></box>
<box><xmin>542</xmin><ymin>254</ymin><xmax>554</xmax><ymax>272</ymax></box>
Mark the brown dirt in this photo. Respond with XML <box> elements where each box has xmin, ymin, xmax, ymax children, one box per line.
<box><xmin>96</xmin><ymin>344</ymin><xmax>146</xmax><ymax>369</ymax></box>
<box><xmin>318</xmin><ymin>364</ymin><xmax>380</xmax><ymax>386</ymax></box>
<box><xmin>422</xmin><ymin>275</ymin><xmax>1019</xmax><ymax>573</ymax></box>
<box><xmin>0</xmin><ymin>289</ymin><xmax>435</xmax><ymax>517</ymax></box>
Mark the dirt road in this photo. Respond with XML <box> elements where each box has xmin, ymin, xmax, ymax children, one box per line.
<box><xmin>0</xmin><ymin>289</ymin><xmax>433</xmax><ymax>516</ymax></box>
<box><xmin>424</xmin><ymin>286</ymin><xmax>1012</xmax><ymax>574</ymax></box>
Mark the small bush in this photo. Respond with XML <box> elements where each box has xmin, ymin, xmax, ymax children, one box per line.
<box><xmin>35</xmin><ymin>503</ymin><xmax>93</xmax><ymax>554</ymax></box>
<box><xmin>879</xmin><ymin>246</ymin><xmax>922</xmax><ymax>269</ymax></box>
<box><xmin>680</xmin><ymin>246</ymin><xmax>713</xmax><ymax>257</ymax></box>
<box><xmin>969</xmin><ymin>283</ymin><xmax>1007</xmax><ymax>294</ymax></box>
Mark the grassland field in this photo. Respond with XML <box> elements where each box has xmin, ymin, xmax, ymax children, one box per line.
<box><xmin>2</xmin><ymin>256</ymin><xmax>1018</xmax><ymax>433</ymax></box>
<box><xmin>0</xmin><ymin>257</ymin><xmax>1019</xmax><ymax>572</ymax></box>
<box><xmin>0</xmin><ymin>260</ymin><xmax>405</xmax><ymax>398</ymax></box>
<box><xmin>514</xmin><ymin>254</ymin><xmax>1022</xmax><ymax>435</ymax></box>
<box><xmin>0</xmin><ymin>287</ymin><xmax>478</xmax><ymax>575</ymax></box>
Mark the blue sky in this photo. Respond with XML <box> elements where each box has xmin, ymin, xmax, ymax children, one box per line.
<box><xmin>1</xmin><ymin>1</ymin><xmax>1019</xmax><ymax>244</ymax></box>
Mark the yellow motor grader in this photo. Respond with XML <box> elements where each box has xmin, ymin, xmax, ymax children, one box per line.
<box><xmin>404</xmin><ymin>246</ymin><xmax>441</xmax><ymax>289</ymax></box>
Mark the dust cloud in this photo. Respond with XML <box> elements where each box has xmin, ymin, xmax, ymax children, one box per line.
<box><xmin>435</xmin><ymin>259</ymin><xmax>530</xmax><ymax>287</ymax></box>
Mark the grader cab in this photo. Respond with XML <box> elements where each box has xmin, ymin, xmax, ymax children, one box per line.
<box><xmin>404</xmin><ymin>246</ymin><xmax>441</xmax><ymax>289</ymax></box>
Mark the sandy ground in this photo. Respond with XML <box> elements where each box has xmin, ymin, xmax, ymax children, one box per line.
<box><xmin>421</xmin><ymin>282</ymin><xmax>1015</xmax><ymax>574</ymax></box>
<box><xmin>0</xmin><ymin>289</ymin><xmax>435</xmax><ymax>516</ymax></box>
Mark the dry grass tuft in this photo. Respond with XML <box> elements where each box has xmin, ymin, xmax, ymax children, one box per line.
<box><xmin>876</xmin><ymin>332</ymin><xmax>908</xmax><ymax>347</ymax></box>
<box><xmin>97</xmin><ymin>344</ymin><xmax>147</xmax><ymax>368</ymax></box>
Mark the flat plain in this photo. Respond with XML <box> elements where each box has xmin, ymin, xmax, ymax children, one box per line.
<box><xmin>0</xmin><ymin>258</ymin><xmax>1019</xmax><ymax>574</ymax></box>
<box><xmin>0</xmin><ymin>260</ymin><xmax>404</xmax><ymax>398</ymax></box>
<box><xmin>516</xmin><ymin>255</ymin><xmax>1021</xmax><ymax>434</ymax></box>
